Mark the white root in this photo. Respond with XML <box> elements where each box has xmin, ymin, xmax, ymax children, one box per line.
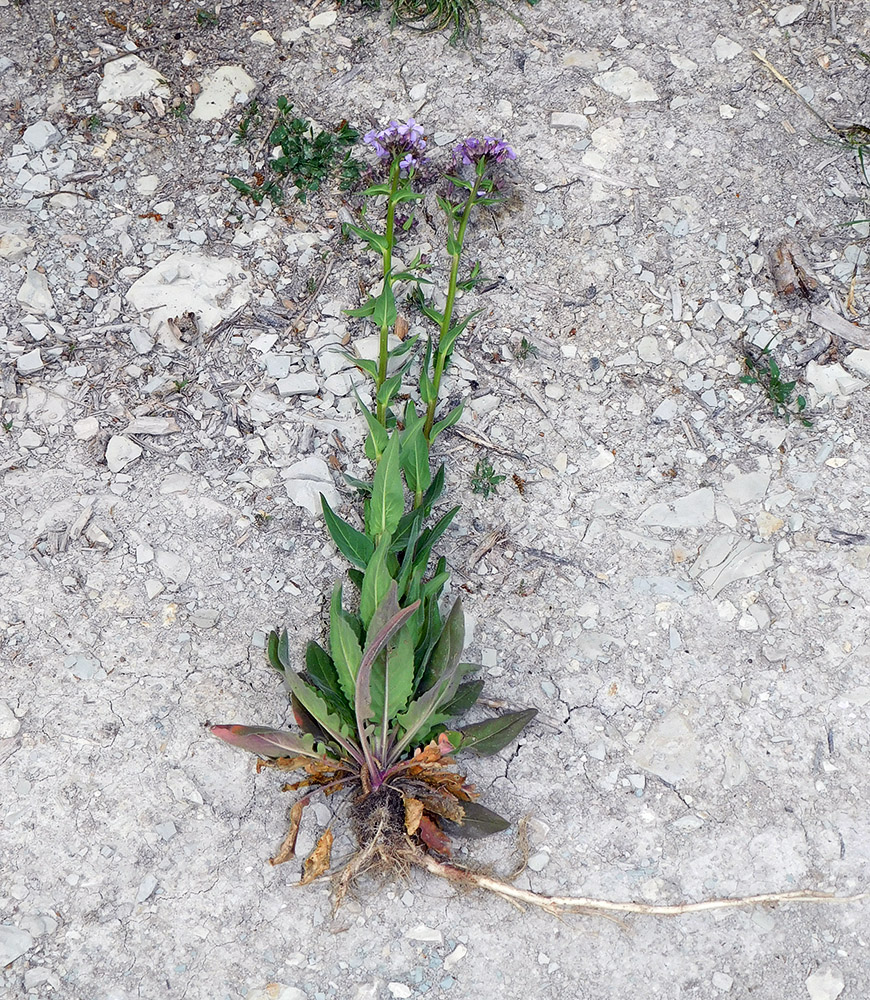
<box><xmin>413</xmin><ymin>853</ymin><xmax>869</xmax><ymax>918</ymax></box>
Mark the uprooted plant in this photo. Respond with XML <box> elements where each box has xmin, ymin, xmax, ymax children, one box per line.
<box><xmin>211</xmin><ymin>118</ymin><xmax>868</xmax><ymax>919</ymax></box>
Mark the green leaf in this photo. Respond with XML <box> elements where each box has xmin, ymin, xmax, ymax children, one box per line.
<box><xmin>395</xmin><ymin>509</ymin><xmax>425</xmax><ymax>596</ymax></box>
<box><xmin>342</xmin><ymin>221</ymin><xmax>388</xmax><ymax>255</ymax></box>
<box><xmin>304</xmin><ymin>641</ymin><xmax>347</xmax><ymax>708</ymax></box>
<box><xmin>439</xmin><ymin>309</ymin><xmax>482</xmax><ymax>360</ymax></box>
<box><xmin>391</xmin><ymin>600</ymin><xmax>466</xmax><ymax>760</ymax></box>
<box><xmin>266</xmin><ymin>629</ymin><xmax>286</xmax><ymax>674</ymax></box>
<box><xmin>282</xmin><ymin>668</ymin><xmax>361</xmax><ymax>758</ymax></box>
<box><xmin>354</xmin><ymin>389</ymin><xmax>389</xmax><ymax>461</ymax></box>
<box><xmin>360</xmin><ymin>532</ymin><xmax>393</xmax><ymax>629</ymax></box>
<box><xmin>373</xmin><ymin>281</ymin><xmax>398</xmax><ymax>329</ymax></box>
<box><xmin>449</xmin><ymin>709</ymin><xmax>538</xmax><ymax>756</ymax></box>
<box><xmin>360</xmin><ymin>181</ymin><xmax>392</xmax><ymax>198</ymax></box>
<box><xmin>355</xmin><ymin>598</ymin><xmax>421</xmax><ymax>735</ymax></box>
<box><xmin>329</xmin><ymin>583</ymin><xmax>362</xmax><ymax>707</ymax></box>
<box><xmin>210</xmin><ymin>725</ymin><xmax>328</xmax><ymax>760</ymax></box>
<box><xmin>430</xmin><ymin>402</ymin><xmax>464</xmax><ymax>443</ymax></box>
<box><xmin>364</xmin><ymin>582</ymin><xmax>417</xmax><ymax>727</ymax></box>
<box><xmin>440</xmin><ymin>801</ymin><xmax>510</xmax><ymax>839</ymax></box>
<box><xmin>366</xmin><ymin>432</ymin><xmax>404</xmax><ymax>539</ymax></box>
<box><xmin>321</xmin><ymin>495</ymin><xmax>375</xmax><ymax>569</ymax></box>
<box><xmin>414</xmin><ymin>506</ymin><xmax>459</xmax><ymax>574</ymax></box>
<box><xmin>400</xmin><ymin>408</ymin><xmax>431</xmax><ymax>496</ymax></box>
<box><xmin>342</xmin><ymin>353</ymin><xmax>379</xmax><ymax>380</ymax></box>
<box><xmin>344</xmin><ymin>298</ymin><xmax>376</xmax><ymax>319</ymax></box>
<box><xmin>376</xmin><ymin>370</ymin><xmax>404</xmax><ymax>409</ymax></box>
<box><xmin>440</xmin><ymin>678</ymin><xmax>484</xmax><ymax>719</ymax></box>
<box><xmin>343</xmin><ymin>473</ymin><xmax>372</xmax><ymax>496</ymax></box>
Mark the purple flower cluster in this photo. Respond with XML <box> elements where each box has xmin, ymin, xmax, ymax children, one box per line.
<box><xmin>453</xmin><ymin>136</ymin><xmax>517</xmax><ymax>167</ymax></box>
<box><xmin>363</xmin><ymin>118</ymin><xmax>427</xmax><ymax>173</ymax></box>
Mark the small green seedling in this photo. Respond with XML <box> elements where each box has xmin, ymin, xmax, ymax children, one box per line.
<box><xmin>195</xmin><ymin>7</ymin><xmax>218</xmax><ymax>27</ymax></box>
<box><xmin>228</xmin><ymin>98</ymin><xmax>363</xmax><ymax>206</ymax></box>
<box><xmin>514</xmin><ymin>336</ymin><xmax>538</xmax><ymax>362</ymax></box>
<box><xmin>2</xmin><ymin>418</ymin><xmax>13</xmax><ymax>433</ymax></box>
<box><xmin>471</xmin><ymin>459</ymin><xmax>507</xmax><ymax>497</ymax></box>
<box><xmin>741</xmin><ymin>346</ymin><xmax>812</xmax><ymax>427</ymax></box>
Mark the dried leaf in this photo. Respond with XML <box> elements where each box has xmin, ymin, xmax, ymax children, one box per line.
<box><xmin>395</xmin><ymin>314</ymin><xmax>409</xmax><ymax>341</ymax></box>
<box><xmin>299</xmin><ymin>828</ymin><xmax>334</xmax><ymax>885</ymax></box>
<box><xmin>404</xmin><ymin>797</ymin><xmax>424</xmax><ymax>836</ymax></box>
<box><xmin>270</xmin><ymin>797</ymin><xmax>308</xmax><ymax>866</ymax></box>
<box><xmin>412</xmin><ymin>741</ymin><xmax>445</xmax><ymax>765</ymax></box>
<box><xmin>418</xmin><ymin>815</ymin><xmax>452</xmax><ymax>856</ymax></box>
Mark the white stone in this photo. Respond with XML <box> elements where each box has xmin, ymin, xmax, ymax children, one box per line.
<box><xmin>637</xmin><ymin>335</ymin><xmax>662</xmax><ymax>363</ymax></box>
<box><xmin>22</xmin><ymin>121</ymin><xmax>61</xmax><ymax>151</ymax></box>
<box><xmin>633</xmin><ymin>709</ymin><xmax>698</xmax><ymax>784</ymax></box>
<box><xmin>276</xmin><ymin>372</ymin><xmax>319</xmax><ymax>396</ymax></box>
<box><xmin>105</xmin><ymin>435</ymin><xmax>143</xmax><ymax>473</ymax></box>
<box><xmin>245</xmin><ymin>985</ymin><xmax>308</xmax><ymax>1000</ymax></box>
<box><xmin>98</xmin><ymin>56</ymin><xmax>171</xmax><ymax>104</ymax></box>
<box><xmin>126</xmin><ymin>252</ymin><xmax>251</xmax><ymax>348</ymax></box>
<box><xmin>0</xmin><ymin>702</ymin><xmax>21</xmax><ymax>739</ymax></box>
<box><xmin>550</xmin><ymin>111</ymin><xmax>589</xmax><ymax>130</ymax></box>
<box><xmin>309</xmin><ymin>10</ymin><xmax>338</xmax><ymax>27</ymax></box>
<box><xmin>250</xmin><ymin>29</ymin><xmax>275</xmax><ymax>45</ymax></box>
<box><xmin>843</xmin><ymin>348</ymin><xmax>870</xmax><ymax>378</ymax></box>
<box><xmin>145</xmin><ymin>579</ymin><xmax>165</xmax><ymax>600</ymax></box>
<box><xmin>17</xmin><ymin>270</ymin><xmax>55</xmax><ymax>317</ymax></box>
<box><xmin>638</xmin><ymin>488</ymin><xmax>715</xmax><ymax>529</ymax></box>
<box><xmin>16</xmin><ymin>348</ymin><xmax>44</xmax><ymax>375</ymax></box>
<box><xmin>775</xmin><ymin>4</ymin><xmax>807</xmax><ymax>27</ymax></box>
<box><xmin>73</xmin><ymin>416</ymin><xmax>100</xmax><ymax>440</ymax></box>
<box><xmin>0</xmin><ymin>232</ymin><xmax>32</xmax><ymax>261</ymax></box>
<box><xmin>805</xmin><ymin>965</ymin><xmax>845</xmax><ymax>1000</ymax></box>
<box><xmin>719</xmin><ymin>301</ymin><xmax>743</xmax><ymax>322</ymax></box>
<box><xmin>409</xmin><ymin>83</ymin><xmax>427</xmax><ymax>102</ymax></box>
<box><xmin>19</xmin><ymin>429</ymin><xmax>42</xmax><ymax>448</ymax></box>
<box><xmin>282</xmin><ymin>457</ymin><xmax>340</xmax><ymax>515</ymax></box>
<box><xmin>404</xmin><ymin>924</ymin><xmax>442</xmax><ymax>943</ymax></box>
<box><xmin>135</xmin><ymin>174</ymin><xmax>161</xmax><ymax>196</ymax></box>
<box><xmin>806</xmin><ymin>361</ymin><xmax>865</xmax><ymax>397</ymax></box>
<box><xmin>723</xmin><ymin>470</ymin><xmax>770</xmax><ymax>505</ymax></box>
<box><xmin>713</xmin><ymin>36</ymin><xmax>743</xmax><ymax>62</ymax></box>
<box><xmin>387</xmin><ymin>985</ymin><xmax>412</xmax><ymax>1000</ymax></box>
<box><xmin>719</xmin><ymin>104</ymin><xmax>737</xmax><ymax>119</ymax></box>
<box><xmin>593</xmin><ymin>66</ymin><xmax>659</xmax><ymax>102</ymax></box>
<box><xmin>689</xmin><ymin>534</ymin><xmax>775</xmax><ymax>598</ymax></box>
<box><xmin>156</xmin><ymin>549</ymin><xmax>191</xmax><ymax>584</ymax></box>
<box><xmin>190</xmin><ymin>65</ymin><xmax>256</xmax><ymax>120</ymax></box>
<box><xmin>0</xmin><ymin>926</ymin><xmax>33</xmax><ymax>966</ymax></box>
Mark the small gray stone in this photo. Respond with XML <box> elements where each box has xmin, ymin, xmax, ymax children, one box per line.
<box><xmin>136</xmin><ymin>875</ymin><xmax>159</xmax><ymax>903</ymax></box>
<box><xmin>550</xmin><ymin>111</ymin><xmax>589</xmax><ymax>130</ymax></box>
<box><xmin>775</xmin><ymin>4</ymin><xmax>806</xmax><ymax>26</ymax></box>
<box><xmin>73</xmin><ymin>416</ymin><xmax>100</xmax><ymax>440</ymax></box>
<box><xmin>19</xmin><ymin>429</ymin><xmax>42</xmax><ymax>448</ymax></box>
<box><xmin>805</xmin><ymin>965</ymin><xmax>845</xmax><ymax>1000</ymax></box>
<box><xmin>17</xmin><ymin>270</ymin><xmax>55</xmax><ymax>316</ymax></box>
<box><xmin>633</xmin><ymin>708</ymin><xmax>698</xmax><ymax>784</ymax></box>
<box><xmin>16</xmin><ymin>348</ymin><xmax>44</xmax><ymax>375</ymax></box>
<box><xmin>155</xmin><ymin>821</ymin><xmax>177</xmax><ymax>841</ymax></box>
<box><xmin>22</xmin><ymin>120</ymin><xmax>61</xmax><ymax>152</ymax></box>
<box><xmin>0</xmin><ymin>925</ymin><xmax>34</xmax><ymax>966</ymax></box>
<box><xmin>712</xmin><ymin>35</ymin><xmax>743</xmax><ymax>62</ymax></box>
<box><xmin>276</xmin><ymin>372</ymin><xmax>319</xmax><ymax>396</ymax></box>
<box><xmin>65</xmin><ymin>653</ymin><xmax>106</xmax><ymax>681</ymax></box>
<box><xmin>593</xmin><ymin>66</ymin><xmax>659</xmax><ymax>102</ymax></box>
<box><xmin>527</xmin><ymin>851</ymin><xmax>550</xmax><ymax>871</ymax></box>
<box><xmin>129</xmin><ymin>325</ymin><xmax>155</xmax><ymax>355</ymax></box>
<box><xmin>155</xmin><ymin>549</ymin><xmax>191</xmax><ymax>584</ymax></box>
<box><xmin>136</xmin><ymin>543</ymin><xmax>155</xmax><ymax>565</ymax></box>
<box><xmin>264</xmin><ymin>354</ymin><xmax>295</xmax><ymax>379</ymax></box>
<box><xmin>105</xmin><ymin>435</ymin><xmax>143</xmax><ymax>473</ymax></box>
<box><xmin>190</xmin><ymin>608</ymin><xmax>220</xmax><ymax>629</ymax></box>
<box><xmin>0</xmin><ymin>702</ymin><xmax>21</xmax><ymax>739</ymax></box>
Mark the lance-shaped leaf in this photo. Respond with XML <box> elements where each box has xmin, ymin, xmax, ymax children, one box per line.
<box><xmin>343</xmin><ymin>298</ymin><xmax>376</xmax><ymax>319</ymax></box>
<box><xmin>321</xmin><ymin>495</ymin><xmax>374</xmax><ymax>570</ymax></box>
<box><xmin>439</xmin><ymin>308</ymin><xmax>482</xmax><ymax>360</ymax></box>
<box><xmin>342</xmin><ymin>221</ymin><xmax>388</xmax><ymax>255</ymax></box>
<box><xmin>400</xmin><ymin>407</ymin><xmax>431</xmax><ymax>497</ymax></box>
<box><xmin>353</xmin><ymin>389</ymin><xmax>389</xmax><ymax>462</ymax></box>
<box><xmin>430</xmin><ymin>402</ymin><xmax>464</xmax><ymax>444</ymax></box>
<box><xmin>444</xmin><ymin>708</ymin><xmax>538</xmax><ymax>756</ymax></box>
<box><xmin>366</xmin><ymin>583</ymin><xmax>417</xmax><ymax>730</ymax></box>
<box><xmin>372</xmin><ymin>279</ymin><xmax>397</xmax><ymax>330</ymax></box>
<box><xmin>359</xmin><ymin>531</ymin><xmax>393</xmax><ymax>629</ymax></box>
<box><xmin>329</xmin><ymin>583</ymin><xmax>362</xmax><ymax>707</ymax></box>
<box><xmin>210</xmin><ymin>725</ymin><xmax>327</xmax><ymax>761</ymax></box>
<box><xmin>391</xmin><ymin>601</ymin><xmax>467</xmax><ymax>761</ymax></box>
<box><xmin>354</xmin><ymin>599</ymin><xmax>421</xmax><ymax>743</ymax></box>
<box><xmin>366</xmin><ymin>432</ymin><xmax>404</xmax><ymax>539</ymax></box>
<box><xmin>440</xmin><ymin>801</ymin><xmax>510</xmax><ymax>839</ymax></box>
<box><xmin>282</xmin><ymin>668</ymin><xmax>362</xmax><ymax>763</ymax></box>
<box><xmin>413</xmin><ymin>506</ymin><xmax>459</xmax><ymax>574</ymax></box>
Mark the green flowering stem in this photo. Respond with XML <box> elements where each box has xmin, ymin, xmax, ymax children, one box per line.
<box><xmin>423</xmin><ymin>158</ymin><xmax>488</xmax><ymax>441</ymax></box>
<box><xmin>376</xmin><ymin>160</ymin><xmax>402</xmax><ymax>425</ymax></box>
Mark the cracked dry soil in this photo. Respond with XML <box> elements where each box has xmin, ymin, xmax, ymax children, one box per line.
<box><xmin>2</xmin><ymin>1</ymin><xmax>870</xmax><ymax>998</ymax></box>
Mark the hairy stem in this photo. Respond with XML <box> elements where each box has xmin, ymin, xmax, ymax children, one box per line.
<box><xmin>377</xmin><ymin>161</ymin><xmax>401</xmax><ymax>424</ymax></box>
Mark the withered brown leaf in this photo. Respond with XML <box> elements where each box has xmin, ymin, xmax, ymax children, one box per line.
<box><xmin>299</xmin><ymin>828</ymin><xmax>334</xmax><ymax>885</ymax></box>
<box><xmin>270</xmin><ymin>797</ymin><xmax>309</xmax><ymax>866</ymax></box>
<box><xmin>404</xmin><ymin>797</ymin><xmax>424</xmax><ymax>836</ymax></box>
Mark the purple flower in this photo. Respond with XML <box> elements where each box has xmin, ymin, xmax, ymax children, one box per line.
<box><xmin>363</xmin><ymin>118</ymin><xmax>428</xmax><ymax>173</ymax></box>
<box><xmin>453</xmin><ymin>135</ymin><xmax>517</xmax><ymax>167</ymax></box>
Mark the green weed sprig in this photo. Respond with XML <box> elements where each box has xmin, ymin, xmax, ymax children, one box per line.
<box><xmin>741</xmin><ymin>344</ymin><xmax>812</xmax><ymax>427</ymax></box>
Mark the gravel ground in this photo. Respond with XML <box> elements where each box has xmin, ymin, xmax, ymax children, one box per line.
<box><xmin>1</xmin><ymin>1</ymin><xmax>869</xmax><ymax>998</ymax></box>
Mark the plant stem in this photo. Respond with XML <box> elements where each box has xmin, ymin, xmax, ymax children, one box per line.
<box><xmin>377</xmin><ymin>161</ymin><xmax>401</xmax><ymax>425</ymax></box>
<box><xmin>424</xmin><ymin>160</ymin><xmax>487</xmax><ymax>440</ymax></box>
